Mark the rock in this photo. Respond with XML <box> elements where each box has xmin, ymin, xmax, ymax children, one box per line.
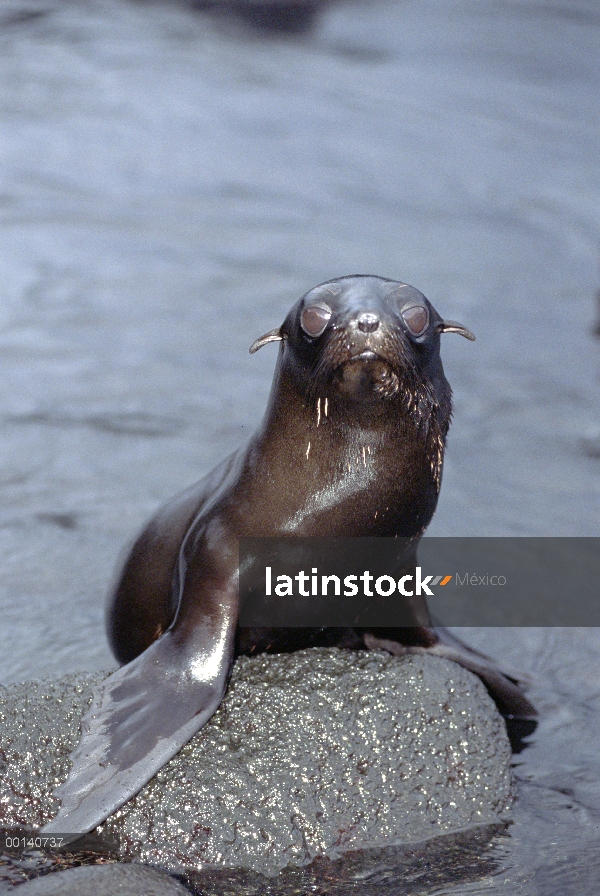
<box><xmin>192</xmin><ymin>0</ymin><xmax>324</xmax><ymax>34</ymax></box>
<box><xmin>12</xmin><ymin>863</ymin><xmax>191</xmax><ymax>895</ymax></box>
<box><xmin>0</xmin><ymin>648</ymin><xmax>512</xmax><ymax>877</ymax></box>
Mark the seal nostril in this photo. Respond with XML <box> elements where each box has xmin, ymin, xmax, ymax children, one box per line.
<box><xmin>357</xmin><ymin>313</ymin><xmax>380</xmax><ymax>333</ymax></box>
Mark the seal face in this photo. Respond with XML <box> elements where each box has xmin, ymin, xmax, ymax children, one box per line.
<box><xmin>274</xmin><ymin>278</ymin><xmax>456</xmax><ymax>416</ymax></box>
<box><xmin>41</xmin><ymin>275</ymin><xmax>531</xmax><ymax>839</ymax></box>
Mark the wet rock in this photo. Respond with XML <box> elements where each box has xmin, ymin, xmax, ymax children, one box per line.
<box><xmin>13</xmin><ymin>862</ymin><xmax>191</xmax><ymax>895</ymax></box>
<box><xmin>192</xmin><ymin>0</ymin><xmax>324</xmax><ymax>34</ymax></box>
<box><xmin>0</xmin><ymin>648</ymin><xmax>512</xmax><ymax>877</ymax></box>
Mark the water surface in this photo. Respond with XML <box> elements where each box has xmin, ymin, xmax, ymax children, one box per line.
<box><xmin>0</xmin><ymin>0</ymin><xmax>599</xmax><ymax>892</ymax></box>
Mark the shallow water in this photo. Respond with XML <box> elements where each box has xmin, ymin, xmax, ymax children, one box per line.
<box><xmin>0</xmin><ymin>0</ymin><xmax>599</xmax><ymax>892</ymax></box>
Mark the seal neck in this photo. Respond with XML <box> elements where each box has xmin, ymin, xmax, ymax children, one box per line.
<box><xmin>250</xmin><ymin>357</ymin><xmax>448</xmax><ymax>538</ymax></box>
<box><xmin>260</xmin><ymin>355</ymin><xmax>448</xmax><ymax>447</ymax></box>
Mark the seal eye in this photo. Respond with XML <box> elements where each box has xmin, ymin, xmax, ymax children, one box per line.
<box><xmin>300</xmin><ymin>302</ymin><xmax>332</xmax><ymax>339</ymax></box>
<box><xmin>401</xmin><ymin>302</ymin><xmax>429</xmax><ymax>337</ymax></box>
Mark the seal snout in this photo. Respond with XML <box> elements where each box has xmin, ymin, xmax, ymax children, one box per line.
<box><xmin>344</xmin><ymin>307</ymin><xmax>399</xmax><ymax>363</ymax></box>
<box><xmin>357</xmin><ymin>312</ymin><xmax>380</xmax><ymax>334</ymax></box>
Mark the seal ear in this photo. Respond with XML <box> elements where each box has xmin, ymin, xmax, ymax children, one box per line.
<box><xmin>249</xmin><ymin>328</ymin><xmax>284</xmax><ymax>354</ymax></box>
<box><xmin>436</xmin><ymin>320</ymin><xmax>476</xmax><ymax>341</ymax></box>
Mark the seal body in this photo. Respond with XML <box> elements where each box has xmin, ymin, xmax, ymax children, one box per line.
<box><xmin>109</xmin><ymin>276</ymin><xmax>453</xmax><ymax>664</ymax></box>
<box><xmin>42</xmin><ymin>275</ymin><xmax>532</xmax><ymax>838</ymax></box>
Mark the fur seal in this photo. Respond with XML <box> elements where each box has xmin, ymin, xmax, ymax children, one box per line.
<box><xmin>42</xmin><ymin>275</ymin><xmax>534</xmax><ymax>837</ymax></box>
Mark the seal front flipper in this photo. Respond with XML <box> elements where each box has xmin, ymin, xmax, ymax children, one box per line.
<box><xmin>42</xmin><ymin>571</ymin><xmax>237</xmax><ymax>837</ymax></box>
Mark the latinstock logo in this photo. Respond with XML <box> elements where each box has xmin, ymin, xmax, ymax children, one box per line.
<box><xmin>264</xmin><ymin>566</ymin><xmax>455</xmax><ymax>598</ymax></box>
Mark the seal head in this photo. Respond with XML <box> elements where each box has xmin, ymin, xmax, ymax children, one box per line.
<box><xmin>253</xmin><ymin>276</ymin><xmax>474</xmax><ymax>412</ymax></box>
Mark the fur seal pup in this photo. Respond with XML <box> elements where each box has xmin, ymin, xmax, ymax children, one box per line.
<box><xmin>42</xmin><ymin>275</ymin><xmax>534</xmax><ymax>837</ymax></box>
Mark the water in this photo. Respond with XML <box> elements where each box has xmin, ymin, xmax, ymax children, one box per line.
<box><xmin>0</xmin><ymin>0</ymin><xmax>599</xmax><ymax>891</ymax></box>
